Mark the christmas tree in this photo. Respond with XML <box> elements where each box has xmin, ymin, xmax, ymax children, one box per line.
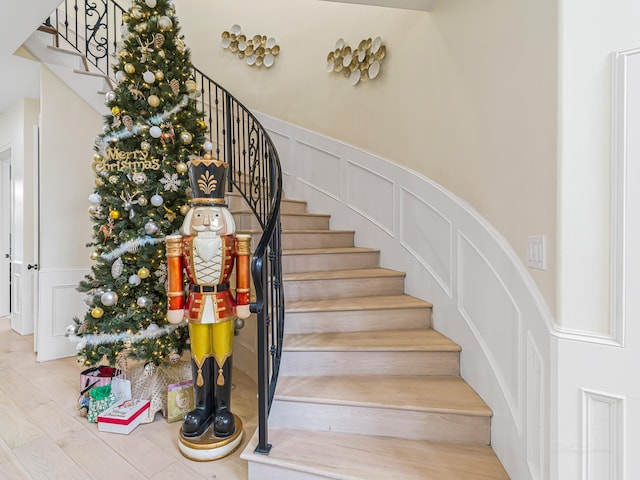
<box><xmin>71</xmin><ymin>0</ymin><xmax>208</xmax><ymax>368</ymax></box>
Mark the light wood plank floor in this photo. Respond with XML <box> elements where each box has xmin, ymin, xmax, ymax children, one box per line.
<box><xmin>0</xmin><ymin>316</ymin><xmax>256</xmax><ymax>480</ymax></box>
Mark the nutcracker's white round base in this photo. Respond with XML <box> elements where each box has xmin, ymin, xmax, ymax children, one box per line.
<box><xmin>178</xmin><ymin>415</ymin><xmax>243</xmax><ymax>462</ymax></box>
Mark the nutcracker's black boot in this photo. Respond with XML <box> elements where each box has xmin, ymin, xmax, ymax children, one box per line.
<box><xmin>213</xmin><ymin>356</ymin><xmax>235</xmax><ymax>437</ymax></box>
<box><xmin>182</xmin><ymin>358</ymin><xmax>215</xmax><ymax>437</ymax></box>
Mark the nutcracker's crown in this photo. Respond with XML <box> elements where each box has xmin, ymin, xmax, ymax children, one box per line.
<box><xmin>187</xmin><ymin>153</ymin><xmax>228</xmax><ymax>206</ymax></box>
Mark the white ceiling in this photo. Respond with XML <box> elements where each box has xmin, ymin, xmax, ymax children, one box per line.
<box><xmin>0</xmin><ymin>0</ymin><xmax>62</xmax><ymax>115</ymax></box>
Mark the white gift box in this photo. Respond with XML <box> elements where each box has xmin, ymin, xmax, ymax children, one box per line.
<box><xmin>97</xmin><ymin>399</ymin><xmax>150</xmax><ymax>434</ymax></box>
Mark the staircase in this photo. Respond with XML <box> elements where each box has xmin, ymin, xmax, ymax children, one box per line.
<box><xmin>21</xmin><ymin>11</ymin><xmax>509</xmax><ymax>478</ymax></box>
<box><xmin>231</xmin><ymin>192</ymin><xmax>509</xmax><ymax>479</ymax></box>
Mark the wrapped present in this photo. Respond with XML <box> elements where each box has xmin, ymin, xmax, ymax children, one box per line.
<box><xmin>98</xmin><ymin>399</ymin><xmax>150</xmax><ymax>434</ymax></box>
<box><xmin>167</xmin><ymin>380</ymin><xmax>194</xmax><ymax>423</ymax></box>
<box><xmin>87</xmin><ymin>384</ymin><xmax>116</xmax><ymax>423</ymax></box>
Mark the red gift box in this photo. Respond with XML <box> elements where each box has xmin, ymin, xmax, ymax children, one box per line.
<box><xmin>97</xmin><ymin>399</ymin><xmax>150</xmax><ymax>434</ymax></box>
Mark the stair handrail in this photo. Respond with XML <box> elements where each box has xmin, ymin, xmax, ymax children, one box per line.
<box><xmin>45</xmin><ymin>0</ymin><xmax>283</xmax><ymax>454</ymax></box>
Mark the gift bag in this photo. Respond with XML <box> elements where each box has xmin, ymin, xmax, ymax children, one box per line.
<box><xmin>167</xmin><ymin>380</ymin><xmax>194</xmax><ymax>423</ymax></box>
<box><xmin>110</xmin><ymin>377</ymin><xmax>132</xmax><ymax>403</ymax></box>
<box><xmin>87</xmin><ymin>384</ymin><xmax>116</xmax><ymax>423</ymax></box>
<box><xmin>80</xmin><ymin>366</ymin><xmax>122</xmax><ymax>391</ymax></box>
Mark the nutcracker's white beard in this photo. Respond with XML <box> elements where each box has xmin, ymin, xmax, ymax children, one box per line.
<box><xmin>194</xmin><ymin>232</ymin><xmax>221</xmax><ymax>263</ymax></box>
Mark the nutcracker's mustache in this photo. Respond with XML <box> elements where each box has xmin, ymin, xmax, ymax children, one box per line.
<box><xmin>192</xmin><ymin>223</ymin><xmax>223</xmax><ymax>232</ymax></box>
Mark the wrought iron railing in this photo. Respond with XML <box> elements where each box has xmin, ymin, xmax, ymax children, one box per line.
<box><xmin>45</xmin><ymin>0</ymin><xmax>284</xmax><ymax>454</ymax></box>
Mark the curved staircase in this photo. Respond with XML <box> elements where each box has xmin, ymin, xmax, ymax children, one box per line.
<box><xmin>231</xmin><ymin>192</ymin><xmax>509</xmax><ymax>479</ymax></box>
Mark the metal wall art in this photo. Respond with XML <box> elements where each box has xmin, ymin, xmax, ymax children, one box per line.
<box><xmin>221</xmin><ymin>24</ymin><xmax>280</xmax><ymax>68</ymax></box>
<box><xmin>327</xmin><ymin>36</ymin><xmax>386</xmax><ymax>86</ymax></box>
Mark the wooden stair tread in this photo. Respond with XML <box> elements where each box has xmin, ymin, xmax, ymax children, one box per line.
<box><xmin>286</xmin><ymin>294</ymin><xmax>432</xmax><ymax>312</ymax></box>
<box><xmin>243</xmin><ymin>428</ymin><xmax>509</xmax><ymax>480</ymax></box>
<box><xmin>282</xmin><ymin>246</ymin><xmax>378</xmax><ymax>255</ymax></box>
<box><xmin>284</xmin><ymin>267</ymin><xmax>405</xmax><ymax>281</ymax></box>
<box><xmin>275</xmin><ymin>376</ymin><xmax>492</xmax><ymax>417</ymax></box>
<box><xmin>284</xmin><ymin>329</ymin><xmax>460</xmax><ymax>352</ymax></box>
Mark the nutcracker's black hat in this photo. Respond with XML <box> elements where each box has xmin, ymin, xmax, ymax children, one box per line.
<box><xmin>187</xmin><ymin>153</ymin><xmax>228</xmax><ymax>206</ymax></box>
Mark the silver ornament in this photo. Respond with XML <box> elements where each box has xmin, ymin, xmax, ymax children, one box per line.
<box><xmin>235</xmin><ymin>318</ymin><xmax>245</xmax><ymax>330</ymax></box>
<box><xmin>137</xmin><ymin>296</ymin><xmax>151</xmax><ymax>308</ymax></box>
<box><xmin>128</xmin><ymin>274</ymin><xmax>141</xmax><ymax>286</ymax></box>
<box><xmin>158</xmin><ymin>16</ymin><xmax>173</xmax><ymax>31</ymax></box>
<box><xmin>111</xmin><ymin>257</ymin><xmax>124</xmax><ymax>278</ymax></box>
<box><xmin>144</xmin><ymin>221</ymin><xmax>159</xmax><ymax>235</ymax></box>
<box><xmin>150</xmin><ymin>194</ymin><xmax>163</xmax><ymax>206</ymax></box>
<box><xmin>88</xmin><ymin>193</ymin><xmax>101</xmax><ymax>204</ymax></box>
<box><xmin>147</xmin><ymin>323</ymin><xmax>160</xmax><ymax>331</ymax></box>
<box><xmin>144</xmin><ymin>362</ymin><xmax>156</xmax><ymax>376</ymax></box>
<box><xmin>66</xmin><ymin>324</ymin><xmax>78</xmax><ymax>336</ymax></box>
<box><xmin>105</xmin><ymin>91</ymin><xmax>116</xmax><ymax>103</ymax></box>
<box><xmin>101</xmin><ymin>291</ymin><xmax>118</xmax><ymax>307</ymax></box>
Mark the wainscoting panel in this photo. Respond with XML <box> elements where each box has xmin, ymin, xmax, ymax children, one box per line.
<box><xmin>345</xmin><ymin>159</ymin><xmax>395</xmax><ymax>235</ymax></box>
<box><xmin>581</xmin><ymin>389</ymin><xmax>624</xmax><ymax>480</ymax></box>
<box><xmin>37</xmin><ymin>269</ymin><xmax>88</xmax><ymax>361</ymax></box>
<box><xmin>400</xmin><ymin>186</ymin><xmax>452</xmax><ymax>296</ymax></box>
<box><xmin>458</xmin><ymin>232</ymin><xmax>521</xmax><ymax>421</ymax></box>
<box><xmin>256</xmin><ymin>111</ymin><xmax>554</xmax><ymax>480</ymax></box>
<box><xmin>295</xmin><ymin>140</ymin><xmax>341</xmax><ymax>200</ymax></box>
<box><xmin>526</xmin><ymin>333</ymin><xmax>544</xmax><ymax>480</ymax></box>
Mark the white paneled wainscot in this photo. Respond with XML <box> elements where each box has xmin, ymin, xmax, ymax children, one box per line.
<box><xmin>256</xmin><ymin>112</ymin><xmax>554</xmax><ymax>480</ymax></box>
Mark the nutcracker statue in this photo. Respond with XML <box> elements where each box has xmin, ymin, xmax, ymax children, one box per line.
<box><xmin>166</xmin><ymin>152</ymin><xmax>251</xmax><ymax>461</ymax></box>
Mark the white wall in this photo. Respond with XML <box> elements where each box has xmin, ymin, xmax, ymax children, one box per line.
<box><xmin>179</xmin><ymin>0</ymin><xmax>559</xmax><ymax>317</ymax></box>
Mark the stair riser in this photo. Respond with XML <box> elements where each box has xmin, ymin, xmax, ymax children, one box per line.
<box><xmin>284</xmin><ymin>308</ymin><xmax>432</xmax><ymax>334</ymax></box>
<box><xmin>279</xmin><ymin>351</ymin><xmax>459</xmax><ymax>376</ymax></box>
<box><xmin>281</xmin><ymin>232</ymin><xmax>354</xmax><ymax>250</ymax></box>
<box><xmin>284</xmin><ymin>276</ymin><xmax>405</xmax><ymax>302</ymax></box>
<box><xmin>235</xmin><ymin>213</ymin><xmax>330</xmax><ymax>231</ymax></box>
<box><xmin>248</xmin><ymin>463</ymin><xmax>328</xmax><ymax>480</ymax></box>
<box><xmin>283</xmin><ymin>251</ymin><xmax>379</xmax><ymax>273</ymax></box>
<box><xmin>269</xmin><ymin>401</ymin><xmax>490</xmax><ymax>445</ymax></box>
<box><xmin>228</xmin><ymin>195</ymin><xmax>306</xmax><ymax>214</ymax></box>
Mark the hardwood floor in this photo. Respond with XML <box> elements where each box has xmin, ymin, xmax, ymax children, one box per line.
<box><xmin>0</xmin><ymin>316</ymin><xmax>256</xmax><ymax>480</ymax></box>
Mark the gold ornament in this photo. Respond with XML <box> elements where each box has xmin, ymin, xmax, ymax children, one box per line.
<box><xmin>91</xmin><ymin>307</ymin><xmax>104</xmax><ymax>318</ymax></box>
<box><xmin>147</xmin><ymin>95</ymin><xmax>160</xmax><ymax>107</ymax></box>
<box><xmin>155</xmin><ymin>70</ymin><xmax>165</xmax><ymax>81</ymax></box>
<box><xmin>118</xmin><ymin>50</ymin><xmax>128</xmax><ymax>59</ymax></box>
<box><xmin>90</xmin><ymin>251</ymin><xmax>100</xmax><ymax>260</ymax></box>
<box><xmin>111</xmin><ymin>106</ymin><xmax>121</xmax><ymax>116</ymax></box>
<box><xmin>124</xmin><ymin>63</ymin><xmax>136</xmax><ymax>74</ymax></box>
<box><xmin>179</xmin><ymin>205</ymin><xmax>190</xmax><ymax>215</ymax></box>
<box><xmin>169</xmin><ymin>78</ymin><xmax>180</xmax><ymax>95</ymax></box>
<box><xmin>138</xmin><ymin>267</ymin><xmax>150</xmax><ymax>279</ymax></box>
<box><xmin>185</xmin><ymin>79</ymin><xmax>197</xmax><ymax>93</ymax></box>
<box><xmin>197</xmin><ymin>119</ymin><xmax>206</xmax><ymax>129</ymax></box>
<box><xmin>93</xmin><ymin>153</ymin><xmax>103</xmax><ymax>163</ymax></box>
<box><xmin>88</xmin><ymin>205</ymin><xmax>98</xmax><ymax>216</ymax></box>
<box><xmin>141</xmin><ymin>141</ymin><xmax>151</xmax><ymax>151</ymax></box>
<box><xmin>109</xmin><ymin>209</ymin><xmax>121</xmax><ymax>220</ymax></box>
<box><xmin>180</xmin><ymin>131</ymin><xmax>193</xmax><ymax>144</ymax></box>
<box><xmin>95</xmin><ymin>178</ymin><xmax>105</xmax><ymax>187</ymax></box>
<box><xmin>176</xmin><ymin>162</ymin><xmax>188</xmax><ymax>174</ymax></box>
<box><xmin>158</xmin><ymin>50</ymin><xmax>165</xmax><ymax>59</ymax></box>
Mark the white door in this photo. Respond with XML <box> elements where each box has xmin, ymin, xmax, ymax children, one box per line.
<box><xmin>0</xmin><ymin>151</ymin><xmax>10</xmax><ymax>318</ymax></box>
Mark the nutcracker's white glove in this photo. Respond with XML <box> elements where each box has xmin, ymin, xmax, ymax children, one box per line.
<box><xmin>167</xmin><ymin>309</ymin><xmax>185</xmax><ymax>324</ymax></box>
<box><xmin>236</xmin><ymin>304</ymin><xmax>251</xmax><ymax>319</ymax></box>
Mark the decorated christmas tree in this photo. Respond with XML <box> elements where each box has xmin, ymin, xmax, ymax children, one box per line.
<box><xmin>70</xmin><ymin>0</ymin><xmax>208</xmax><ymax>369</ymax></box>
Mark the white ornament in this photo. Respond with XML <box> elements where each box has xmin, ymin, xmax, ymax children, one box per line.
<box><xmin>105</xmin><ymin>91</ymin><xmax>116</xmax><ymax>103</ymax></box>
<box><xmin>143</xmin><ymin>70</ymin><xmax>156</xmax><ymax>84</ymax></box>
<box><xmin>160</xmin><ymin>172</ymin><xmax>181</xmax><ymax>192</ymax></box>
<box><xmin>150</xmin><ymin>194</ymin><xmax>164</xmax><ymax>206</ymax></box>
<box><xmin>145</xmin><ymin>0</ymin><xmax>157</xmax><ymax>7</ymax></box>
<box><xmin>204</xmin><ymin>141</ymin><xmax>213</xmax><ymax>152</ymax></box>
<box><xmin>128</xmin><ymin>274</ymin><xmax>141</xmax><ymax>286</ymax></box>
<box><xmin>115</xmin><ymin>70</ymin><xmax>127</xmax><ymax>83</ymax></box>
<box><xmin>137</xmin><ymin>296</ymin><xmax>151</xmax><ymax>308</ymax></box>
<box><xmin>149</xmin><ymin>126</ymin><xmax>162</xmax><ymax>138</ymax></box>
<box><xmin>147</xmin><ymin>323</ymin><xmax>160</xmax><ymax>331</ymax></box>
<box><xmin>88</xmin><ymin>193</ymin><xmax>101</xmax><ymax>204</ymax></box>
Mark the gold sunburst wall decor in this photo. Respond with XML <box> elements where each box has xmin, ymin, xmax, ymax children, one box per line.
<box><xmin>221</xmin><ymin>24</ymin><xmax>280</xmax><ymax>68</ymax></box>
<box><xmin>327</xmin><ymin>36</ymin><xmax>386</xmax><ymax>86</ymax></box>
